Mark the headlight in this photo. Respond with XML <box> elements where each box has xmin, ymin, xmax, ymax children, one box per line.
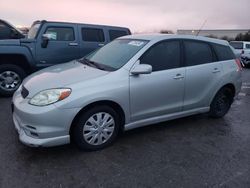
<box><xmin>29</xmin><ymin>88</ymin><xmax>71</xmax><ymax>106</ymax></box>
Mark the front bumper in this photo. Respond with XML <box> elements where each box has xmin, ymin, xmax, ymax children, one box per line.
<box><xmin>13</xmin><ymin>113</ymin><xmax>70</xmax><ymax>147</ymax></box>
<box><xmin>12</xmin><ymin>90</ymin><xmax>80</xmax><ymax>147</ymax></box>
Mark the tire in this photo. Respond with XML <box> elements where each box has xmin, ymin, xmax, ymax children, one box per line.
<box><xmin>0</xmin><ymin>64</ymin><xmax>26</xmax><ymax>97</ymax></box>
<box><xmin>72</xmin><ymin>105</ymin><xmax>121</xmax><ymax>151</ymax></box>
<box><xmin>209</xmin><ymin>87</ymin><xmax>234</xmax><ymax>118</ymax></box>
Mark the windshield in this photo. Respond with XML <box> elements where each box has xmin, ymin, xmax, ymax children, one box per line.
<box><xmin>27</xmin><ymin>23</ymin><xmax>41</xmax><ymax>39</ymax></box>
<box><xmin>84</xmin><ymin>39</ymin><xmax>148</xmax><ymax>70</ymax></box>
<box><xmin>230</xmin><ymin>42</ymin><xmax>243</xmax><ymax>49</ymax></box>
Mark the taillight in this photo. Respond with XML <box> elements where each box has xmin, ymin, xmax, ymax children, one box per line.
<box><xmin>235</xmin><ymin>58</ymin><xmax>243</xmax><ymax>71</ymax></box>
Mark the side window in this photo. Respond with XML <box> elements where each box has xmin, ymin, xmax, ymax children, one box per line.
<box><xmin>213</xmin><ymin>44</ymin><xmax>235</xmax><ymax>61</ymax></box>
<box><xmin>82</xmin><ymin>28</ymin><xmax>104</xmax><ymax>42</ymax></box>
<box><xmin>109</xmin><ymin>30</ymin><xmax>128</xmax><ymax>41</ymax></box>
<box><xmin>45</xmin><ymin>27</ymin><xmax>74</xmax><ymax>41</ymax></box>
<box><xmin>140</xmin><ymin>40</ymin><xmax>181</xmax><ymax>71</ymax></box>
<box><xmin>184</xmin><ymin>41</ymin><xmax>213</xmax><ymax>66</ymax></box>
<box><xmin>0</xmin><ymin>23</ymin><xmax>11</xmax><ymax>39</ymax></box>
<box><xmin>246</xmin><ymin>44</ymin><xmax>250</xmax><ymax>49</ymax></box>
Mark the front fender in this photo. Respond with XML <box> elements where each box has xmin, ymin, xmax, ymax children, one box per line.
<box><xmin>0</xmin><ymin>46</ymin><xmax>35</xmax><ymax>68</ymax></box>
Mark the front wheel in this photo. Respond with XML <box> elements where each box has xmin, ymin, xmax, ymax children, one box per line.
<box><xmin>0</xmin><ymin>64</ymin><xmax>26</xmax><ymax>97</ymax></box>
<box><xmin>209</xmin><ymin>87</ymin><xmax>234</xmax><ymax>118</ymax></box>
<box><xmin>72</xmin><ymin>105</ymin><xmax>121</xmax><ymax>151</ymax></box>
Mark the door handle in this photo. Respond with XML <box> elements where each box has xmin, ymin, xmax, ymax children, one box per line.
<box><xmin>98</xmin><ymin>43</ymin><xmax>104</xmax><ymax>47</ymax></box>
<box><xmin>68</xmin><ymin>42</ymin><xmax>78</xmax><ymax>46</ymax></box>
<box><xmin>212</xmin><ymin>68</ymin><xmax>220</xmax><ymax>73</ymax></box>
<box><xmin>173</xmin><ymin>74</ymin><xmax>184</xmax><ymax>80</ymax></box>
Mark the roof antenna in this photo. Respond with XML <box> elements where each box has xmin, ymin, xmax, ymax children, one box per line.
<box><xmin>196</xmin><ymin>19</ymin><xmax>207</xmax><ymax>36</ymax></box>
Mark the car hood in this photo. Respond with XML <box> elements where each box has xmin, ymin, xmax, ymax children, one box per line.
<box><xmin>23</xmin><ymin>60</ymin><xmax>109</xmax><ymax>97</ymax></box>
<box><xmin>0</xmin><ymin>39</ymin><xmax>20</xmax><ymax>46</ymax></box>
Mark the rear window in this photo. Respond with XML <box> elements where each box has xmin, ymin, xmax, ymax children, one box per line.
<box><xmin>82</xmin><ymin>28</ymin><xmax>105</xmax><ymax>42</ymax></box>
<box><xmin>109</xmin><ymin>30</ymin><xmax>128</xmax><ymax>41</ymax></box>
<box><xmin>229</xmin><ymin>42</ymin><xmax>243</xmax><ymax>49</ymax></box>
<box><xmin>184</xmin><ymin>41</ymin><xmax>213</xmax><ymax>66</ymax></box>
<box><xmin>213</xmin><ymin>44</ymin><xmax>235</xmax><ymax>61</ymax></box>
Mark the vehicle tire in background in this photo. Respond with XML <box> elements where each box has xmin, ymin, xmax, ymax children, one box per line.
<box><xmin>72</xmin><ymin>105</ymin><xmax>121</xmax><ymax>151</ymax></box>
<box><xmin>0</xmin><ymin>64</ymin><xmax>26</xmax><ymax>97</ymax></box>
<box><xmin>209</xmin><ymin>87</ymin><xmax>234</xmax><ymax>118</ymax></box>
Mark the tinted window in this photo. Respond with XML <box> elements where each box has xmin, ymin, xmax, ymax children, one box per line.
<box><xmin>140</xmin><ymin>41</ymin><xmax>181</xmax><ymax>71</ymax></box>
<box><xmin>229</xmin><ymin>42</ymin><xmax>243</xmax><ymax>49</ymax></box>
<box><xmin>0</xmin><ymin>23</ymin><xmax>11</xmax><ymax>39</ymax></box>
<box><xmin>184</xmin><ymin>41</ymin><xmax>213</xmax><ymax>66</ymax></box>
<box><xmin>213</xmin><ymin>44</ymin><xmax>235</xmax><ymax>61</ymax></box>
<box><xmin>109</xmin><ymin>30</ymin><xmax>128</xmax><ymax>41</ymax></box>
<box><xmin>82</xmin><ymin>28</ymin><xmax>104</xmax><ymax>42</ymax></box>
<box><xmin>45</xmin><ymin>27</ymin><xmax>74</xmax><ymax>41</ymax></box>
<box><xmin>246</xmin><ymin>44</ymin><xmax>250</xmax><ymax>49</ymax></box>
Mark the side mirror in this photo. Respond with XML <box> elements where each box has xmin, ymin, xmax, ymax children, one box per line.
<box><xmin>41</xmin><ymin>33</ymin><xmax>54</xmax><ymax>48</ymax></box>
<box><xmin>131</xmin><ymin>64</ymin><xmax>152</xmax><ymax>75</ymax></box>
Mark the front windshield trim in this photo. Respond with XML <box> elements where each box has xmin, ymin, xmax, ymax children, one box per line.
<box><xmin>27</xmin><ymin>22</ymin><xmax>42</xmax><ymax>39</ymax></box>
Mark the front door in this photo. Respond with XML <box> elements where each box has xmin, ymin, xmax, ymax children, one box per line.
<box><xmin>130</xmin><ymin>40</ymin><xmax>185</xmax><ymax>122</ymax></box>
<box><xmin>36</xmin><ymin>23</ymin><xmax>80</xmax><ymax>67</ymax></box>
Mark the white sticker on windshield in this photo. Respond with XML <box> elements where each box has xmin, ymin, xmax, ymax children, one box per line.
<box><xmin>128</xmin><ymin>41</ymin><xmax>144</xmax><ymax>47</ymax></box>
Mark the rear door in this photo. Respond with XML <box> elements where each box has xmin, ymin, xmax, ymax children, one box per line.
<box><xmin>182</xmin><ymin>40</ymin><xmax>223</xmax><ymax>110</ymax></box>
<box><xmin>130</xmin><ymin>40</ymin><xmax>185</xmax><ymax>121</ymax></box>
<box><xmin>79</xmin><ymin>26</ymin><xmax>108</xmax><ymax>57</ymax></box>
<box><xmin>36</xmin><ymin>23</ymin><xmax>80</xmax><ymax>66</ymax></box>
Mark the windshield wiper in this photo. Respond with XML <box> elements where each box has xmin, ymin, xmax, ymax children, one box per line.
<box><xmin>78</xmin><ymin>58</ymin><xmax>116</xmax><ymax>71</ymax></box>
<box><xmin>78</xmin><ymin>58</ymin><xmax>100</xmax><ymax>69</ymax></box>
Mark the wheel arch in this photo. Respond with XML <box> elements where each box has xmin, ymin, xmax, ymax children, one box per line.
<box><xmin>210</xmin><ymin>83</ymin><xmax>236</xmax><ymax>105</ymax></box>
<box><xmin>0</xmin><ymin>54</ymin><xmax>32</xmax><ymax>74</ymax></box>
<box><xmin>70</xmin><ymin>100</ymin><xmax>126</xmax><ymax>136</ymax></box>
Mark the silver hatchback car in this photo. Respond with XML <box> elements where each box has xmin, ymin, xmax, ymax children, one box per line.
<box><xmin>12</xmin><ymin>34</ymin><xmax>242</xmax><ymax>150</ymax></box>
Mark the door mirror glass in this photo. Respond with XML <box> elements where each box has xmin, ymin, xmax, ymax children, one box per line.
<box><xmin>131</xmin><ymin>64</ymin><xmax>152</xmax><ymax>75</ymax></box>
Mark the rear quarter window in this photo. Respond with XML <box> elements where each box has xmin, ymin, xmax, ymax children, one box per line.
<box><xmin>109</xmin><ymin>30</ymin><xmax>128</xmax><ymax>41</ymax></box>
<box><xmin>213</xmin><ymin>44</ymin><xmax>235</xmax><ymax>61</ymax></box>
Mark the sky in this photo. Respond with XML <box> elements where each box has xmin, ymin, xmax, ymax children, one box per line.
<box><xmin>0</xmin><ymin>0</ymin><xmax>250</xmax><ymax>33</ymax></box>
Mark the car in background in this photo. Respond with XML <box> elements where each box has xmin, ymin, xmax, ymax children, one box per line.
<box><xmin>0</xmin><ymin>20</ymin><xmax>131</xmax><ymax>96</ymax></box>
<box><xmin>0</xmin><ymin>19</ymin><xmax>25</xmax><ymax>40</ymax></box>
<box><xmin>230</xmin><ymin>41</ymin><xmax>250</xmax><ymax>67</ymax></box>
<box><xmin>12</xmin><ymin>34</ymin><xmax>242</xmax><ymax>150</ymax></box>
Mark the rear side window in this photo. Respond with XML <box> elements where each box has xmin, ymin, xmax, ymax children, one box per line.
<box><xmin>45</xmin><ymin>27</ymin><xmax>75</xmax><ymax>41</ymax></box>
<box><xmin>213</xmin><ymin>44</ymin><xmax>235</xmax><ymax>61</ymax></box>
<box><xmin>82</xmin><ymin>28</ymin><xmax>105</xmax><ymax>42</ymax></box>
<box><xmin>184</xmin><ymin>41</ymin><xmax>213</xmax><ymax>66</ymax></box>
<box><xmin>109</xmin><ymin>30</ymin><xmax>128</xmax><ymax>41</ymax></box>
<box><xmin>140</xmin><ymin>40</ymin><xmax>181</xmax><ymax>71</ymax></box>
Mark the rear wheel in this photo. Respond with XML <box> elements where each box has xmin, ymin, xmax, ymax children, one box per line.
<box><xmin>72</xmin><ymin>105</ymin><xmax>121</xmax><ymax>151</ymax></box>
<box><xmin>209</xmin><ymin>87</ymin><xmax>234</xmax><ymax>118</ymax></box>
<box><xmin>0</xmin><ymin>64</ymin><xmax>26</xmax><ymax>97</ymax></box>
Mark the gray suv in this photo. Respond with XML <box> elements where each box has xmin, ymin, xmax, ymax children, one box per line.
<box><xmin>12</xmin><ymin>34</ymin><xmax>242</xmax><ymax>150</ymax></box>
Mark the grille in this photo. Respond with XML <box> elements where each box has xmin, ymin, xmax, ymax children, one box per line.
<box><xmin>21</xmin><ymin>86</ymin><xmax>29</xmax><ymax>99</ymax></box>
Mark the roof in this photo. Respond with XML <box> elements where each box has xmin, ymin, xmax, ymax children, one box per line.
<box><xmin>32</xmin><ymin>20</ymin><xmax>130</xmax><ymax>30</ymax></box>
<box><xmin>121</xmin><ymin>33</ymin><xmax>229</xmax><ymax>45</ymax></box>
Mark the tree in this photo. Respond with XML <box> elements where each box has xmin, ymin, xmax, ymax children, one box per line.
<box><xmin>235</xmin><ymin>31</ymin><xmax>250</xmax><ymax>41</ymax></box>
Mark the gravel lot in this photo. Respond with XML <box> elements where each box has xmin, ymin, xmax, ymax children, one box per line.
<box><xmin>0</xmin><ymin>69</ymin><xmax>250</xmax><ymax>188</ymax></box>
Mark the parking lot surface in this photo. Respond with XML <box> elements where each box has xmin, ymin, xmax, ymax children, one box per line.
<box><xmin>0</xmin><ymin>69</ymin><xmax>250</xmax><ymax>188</ymax></box>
